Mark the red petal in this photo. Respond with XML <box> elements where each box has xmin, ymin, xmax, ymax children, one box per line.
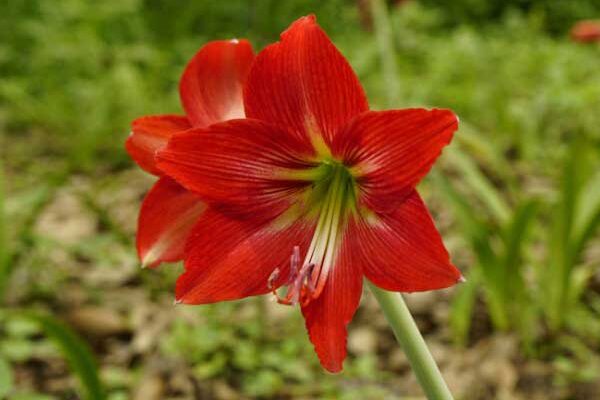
<box><xmin>126</xmin><ymin>115</ymin><xmax>191</xmax><ymax>175</ymax></box>
<box><xmin>157</xmin><ymin>119</ymin><xmax>315</xmax><ymax>218</ymax></box>
<box><xmin>301</xmin><ymin>234</ymin><xmax>363</xmax><ymax>373</ymax></box>
<box><xmin>571</xmin><ymin>20</ymin><xmax>600</xmax><ymax>43</ymax></box>
<box><xmin>137</xmin><ymin>177</ymin><xmax>206</xmax><ymax>268</ymax></box>
<box><xmin>180</xmin><ymin>39</ymin><xmax>254</xmax><ymax>127</ymax></box>
<box><xmin>352</xmin><ymin>190</ymin><xmax>461</xmax><ymax>292</ymax></box>
<box><xmin>244</xmin><ymin>15</ymin><xmax>368</xmax><ymax>146</ymax></box>
<box><xmin>333</xmin><ymin>109</ymin><xmax>458</xmax><ymax>212</ymax></box>
<box><xmin>176</xmin><ymin>209</ymin><xmax>316</xmax><ymax>303</ymax></box>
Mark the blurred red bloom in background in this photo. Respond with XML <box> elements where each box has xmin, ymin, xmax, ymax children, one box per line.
<box><xmin>155</xmin><ymin>15</ymin><xmax>462</xmax><ymax>372</ymax></box>
<box><xmin>570</xmin><ymin>20</ymin><xmax>600</xmax><ymax>43</ymax></box>
<box><xmin>125</xmin><ymin>40</ymin><xmax>254</xmax><ymax>267</ymax></box>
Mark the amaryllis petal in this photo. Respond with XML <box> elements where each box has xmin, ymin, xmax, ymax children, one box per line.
<box><xmin>129</xmin><ymin>15</ymin><xmax>463</xmax><ymax>375</ymax></box>
<box><xmin>352</xmin><ymin>190</ymin><xmax>462</xmax><ymax>292</ymax></box>
<box><xmin>156</xmin><ymin>119</ymin><xmax>315</xmax><ymax>218</ymax></box>
<box><xmin>301</xmin><ymin>235</ymin><xmax>363</xmax><ymax>373</ymax></box>
<box><xmin>126</xmin><ymin>115</ymin><xmax>191</xmax><ymax>175</ymax></box>
<box><xmin>176</xmin><ymin>209</ymin><xmax>316</xmax><ymax>303</ymax></box>
<box><xmin>244</xmin><ymin>15</ymin><xmax>368</xmax><ymax>146</ymax></box>
<box><xmin>571</xmin><ymin>20</ymin><xmax>600</xmax><ymax>43</ymax></box>
<box><xmin>180</xmin><ymin>39</ymin><xmax>254</xmax><ymax>127</ymax></box>
<box><xmin>333</xmin><ymin>109</ymin><xmax>458</xmax><ymax>212</ymax></box>
<box><xmin>137</xmin><ymin>177</ymin><xmax>206</xmax><ymax>268</ymax></box>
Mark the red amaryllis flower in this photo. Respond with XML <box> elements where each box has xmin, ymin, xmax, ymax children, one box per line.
<box><xmin>570</xmin><ymin>20</ymin><xmax>600</xmax><ymax>43</ymax></box>
<box><xmin>125</xmin><ymin>39</ymin><xmax>254</xmax><ymax>267</ymax></box>
<box><xmin>157</xmin><ymin>15</ymin><xmax>462</xmax><ymax>372</ymax></box>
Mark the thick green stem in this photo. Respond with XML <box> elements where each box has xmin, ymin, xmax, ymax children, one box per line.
<box><xmin>368</xmin><ymin>282</ymin><xmax>454</xmax><ymax>400</ymax></box>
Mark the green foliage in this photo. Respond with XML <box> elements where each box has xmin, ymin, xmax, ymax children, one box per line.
<box><xmin>21</xmin><ymin>312</ymin><xmax>105</xmax><ymax>400</ymax></box>
<box><xmin>369</xmin><ymin>2</ymin><xmax>600</xmax><ymax>365</ymax></box>
<box><xmin>432</xmin><ymin>136</ymin><xmax>600</xmax><ymax>346</ymax></box>
<box><xmin>161</xmin><ymin>300</ymin><xmax>390</xmax><ymax>398</ymax></box>
<box><xmin>0</xmin><ymin>0</ymin><xmax>360</xmax><ymax>173</ymax></box>
<box><xmin>2</xmin><ymin>0</ymin><xmax>600</xmax><ymax>397</ymax></box>
<box><xmin>435</xmin><ymin>165</ymin><xmax>538</xmax><ymax>342</ymax></box>
<box><xmin>0</xmin><ymin>163</ymin><xmax>8</xmax><ymax>300</ymax></box>
<box><xmin>0</xmin><ymin>355</ymin><xmax>13</xmax><ymax>398</ymax></box>
<box><xmin>0</xmin><ymin>312</ymin><xmax>105</xmax><ymax>399</ymax></box>
<box><xmin>541</xmin><ymin>140</ymin><xmax>600</xmax><ymax>331</ymax></box>
<box><xmin>419</xmin><ymin>0</ymin><xmax>600</xmax><ymax>34</ymax></box>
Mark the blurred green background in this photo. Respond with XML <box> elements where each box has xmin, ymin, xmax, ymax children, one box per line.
<box><xmin>1</xmin><ymin>0</ymin><xmax>600</xmax><ymax>399</ymax></box>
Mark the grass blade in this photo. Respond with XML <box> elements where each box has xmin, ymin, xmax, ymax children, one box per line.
<box><xmin>369</xmin><ymin>0</ymin><xmax>401</xmax><ymax>107</ymax></box>
<box><xmin>450</xmin><ymin>269</ymin><xmax>480</xmax><ymax>346</ymax></box>
<box><xmin>22</xmin><ymin>312</ymin><xmax>105</xmax><ymax>400</ymax></box>
<box><xmin>0</xmin><ymin>355</ymin><xmax>13</xmax><ymax>398</ymax></box>
<box><xmin>0</xmin><ymin>162</ymin><xmax>8</xmax><ymax>301</ymax></box>
<box><xmin>445</xmin><ymin>146</ymin><xmax>511</xmax><ymax>224</ymax></box>
<box><xmin>433</xmin><ymin>172</ymin><xmax>508</xmax><ymax>329</ymax></box>
<box><xmin>500</xmin><ymin>199</ymin><xmax>538</xmax><ymax>298</ymax></box>
<box><xmin>571</xmin><ymin>169</ymin><xmax>600</xmax><ymax>265</ymax></box>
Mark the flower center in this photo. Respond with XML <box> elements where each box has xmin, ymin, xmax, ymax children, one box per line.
<box><xmin>269</xmin><ymin>162</ymin><xmax>355</xmax><ymax>306</ymax></box>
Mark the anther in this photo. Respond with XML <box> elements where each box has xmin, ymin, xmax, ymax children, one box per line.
<box><xmin>267</xmin><ymin>268</ymin><xmax>280</xmax><ymax>290</ymax></box>
<box><xmin>268</xmin><ymin>246</ymin><xmax>318</xmax><ymax>306</ymax></box>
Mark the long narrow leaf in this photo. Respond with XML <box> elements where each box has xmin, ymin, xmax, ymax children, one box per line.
<box><xmin>0</xmin><ymin>355</ymin><xmax>13</xmax><ymax>398</ymax></box>
<box><xmin>445</xmin><ymin>146</ymin><xmax>511</xmax><ymax>224</ymax></box>
<box><xmin>433</xmin><ymin>172</ymin><xmax>508</xmax><ymax>329</ymax></box>
<box><xmin>22</xmin><ymin>312</ymin><xmax>105</xmax><ymax>400</ymax></box>
<box><xmin>501</xmin><ymin>199</ymin><xmax>538</xmax><ymax>298</ymax></box>
<box><xmin>571</xmin><ymin>169</ymin><xmax>600</xmax><ymax>265</ymax></box>
<box><xmin>545</xmin><ymin>140</ymin><xmax>590</xmax><ymax>330</ymax></box>
<box><xmin>0</xmin><ymin>162</ymin><xmax>8</xmax><ymax>300</ymax></box>
<box><xmin>449</xmin><ymin>270</ymin><xmax>480</xmax><ymax>346</ymax></box>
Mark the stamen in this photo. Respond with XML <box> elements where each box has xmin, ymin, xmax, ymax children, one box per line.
<box><xmin>268</xmin><ymin>164</ymin><xmax>351</xmax><ymax>307</ymax></box>
<box><xmin>268</xmin><ymin>246</ymin><xmax>316</xmax><ymax>306</ymax></box>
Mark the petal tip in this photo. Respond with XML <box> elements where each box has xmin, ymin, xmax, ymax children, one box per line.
<box><xmin>458</xmin><ymin>275</ymin><xmax>467</xmax><ymax>283</ymax></box>
<box><xmin>324</xmin><ymin>364</ymin><xmax>343</xmax><ymax>374</ymax></box>
<box><xmin>140</xmin><ymin>254</ymin><xmax>157</xmax><ymax>269</ymax></box>
<box><xmin>282</xmin><ymin>14</ymin><xmax>318</xmax><ymax>37</ymax></box>
<box><xmin>304</xmin><ymin>14</ymin><xmax>317</xmax><ymax>23</ymax></box>
<box><xmin>139</xmin><ymin>241</ymin><xmax>164</xmax><ymax>269</ymax></box>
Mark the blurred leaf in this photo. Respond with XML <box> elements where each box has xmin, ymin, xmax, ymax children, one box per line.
<box><xmin>434</xmin><ymin>172</ymin><xmax>509</xmax><ymax>329</ymax></box>
<box><xmin>0</xmin><ymin>338</ymin><xmax>36</xmax><ymax>362</ymax></box>
<box><xmin>10</xmin><ymin>393</ymin><xmax>56</xmax><ymax>400</ymax></box>
<box><xmin>242</xmin><ymin>369</ymin><xmax>284</xmax><ymax>397</ymax></box>
<box><xmin>500</xmin><ymin>199</ymin><xmax>538</xmax><ymax>302</ymax></box>
<box><xmin>544</xmin><ymin>140</ymin><xmax>597</xmax><ymax>330</ymax></box>
<box><xmin>453</xmin><ymin>121</ymin><xmax>511</xmax><ymax>175</ymax></box>
<box><xmin>0</xmin><ymin>162</ymin><xmax>8</xmax><ymax>300</ymax></box>
<box><xmin>22</xmin><ymin>312</ymin><xmax>105</xmax><ymax>400</ymax></box>
<box><xmin>445</xmin><ymin>146</ymin><xmax>511</xmax><ymax>224</ymax></box>
<box><xmin>431</xmin><ymin>171</ymin><xmax>487</xmax><ymax>240</ymax></box>
<box><xmin>450</xmin><ymin>269</ymin><xmax>480</xmax><ymax>345</ymax></box>
<box><xmin>193</xmin><ymin>353</ymin><xmax>227</xmax><ymax>379</ymax></box>
<box><xmin>571</xmin><ymin>169</ymin><xmax>600</xmax><ymax>264</ymax></box>
<box><xmin>0</xmin><ymin>356</ymin><xmax>13</xmax><ymax>398</ymax></box>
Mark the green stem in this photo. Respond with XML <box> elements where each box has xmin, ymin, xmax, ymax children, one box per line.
<box><xmin>368</xmin><ymin>282</ymin><xmax>454</xmax><ymax>400</ymax></box>
<box><xmin>368</xmin><ymin>2</ymin><xmax>453</xmax><ymax>398</ymax></box>
<box><xmin>369</xmin><ymin>0</ymin><xmax>401</xmax><ymax>106</ymax></box>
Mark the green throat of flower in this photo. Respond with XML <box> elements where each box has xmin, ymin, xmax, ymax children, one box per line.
<box><xmin>269</xmin><ymin>161</ymin><xmax>358</xmax><ymax>306</ymax></box>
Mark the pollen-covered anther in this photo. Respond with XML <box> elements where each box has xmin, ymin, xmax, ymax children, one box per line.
<box><xmin>268</xmin><ymin>246</ymin><xmax>317</xmax><ymax>306</ymax></box>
